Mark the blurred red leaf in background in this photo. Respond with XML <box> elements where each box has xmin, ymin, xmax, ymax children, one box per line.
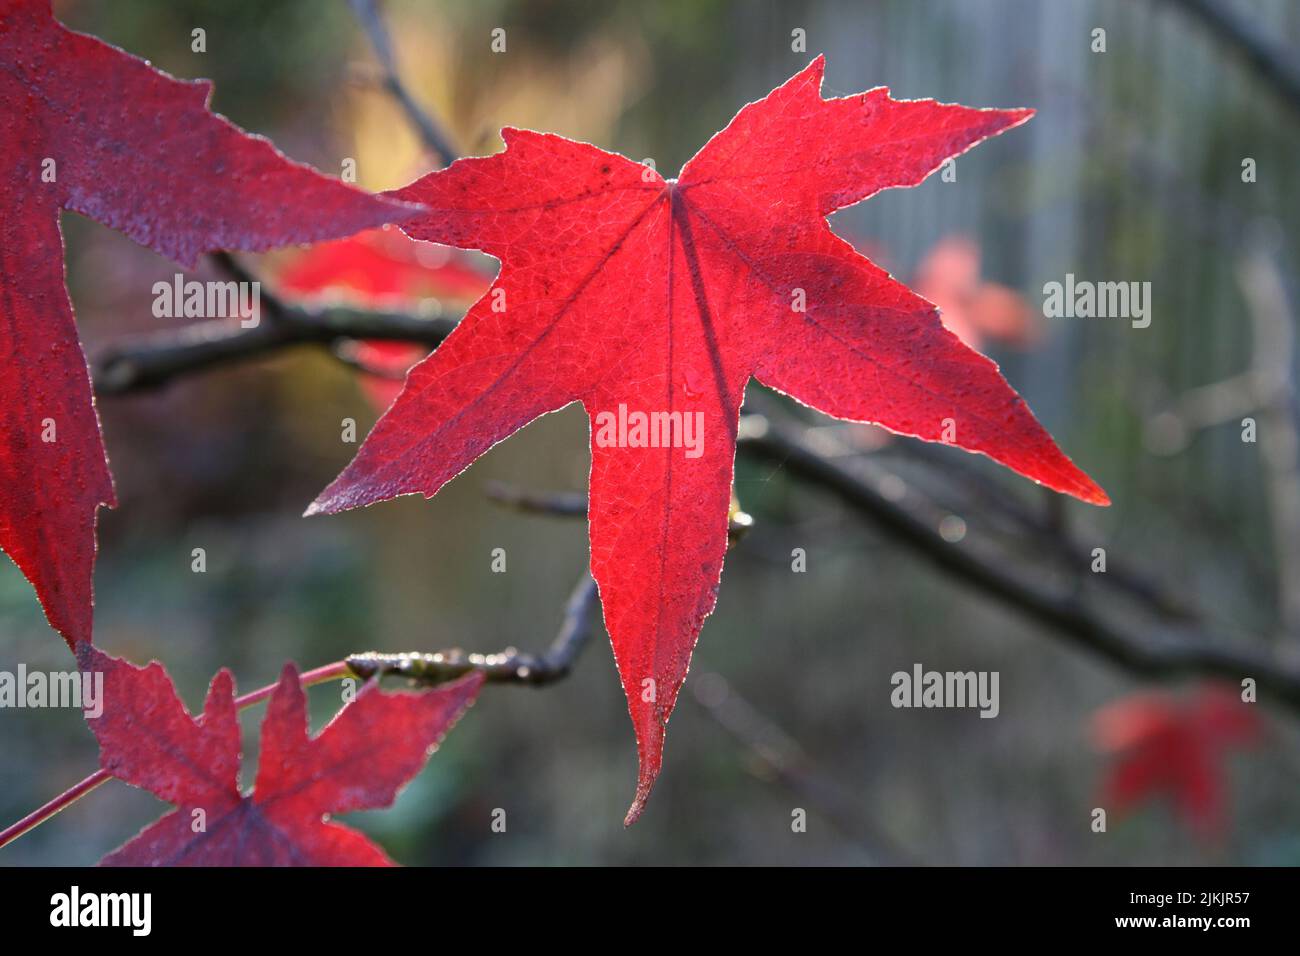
<box><xmin>276</xmin><ymin>227</ymin><xmax>489</xmax><ymax>409</ymax></box>
<box><xmin>1092</xmin><ymin>685</ymin><xmax>1262</xmax><ymax>838</ymax></box>
<box><xmin>912</xmin><ymin>235</ymin><xmax>1040</xmax><ymax>351</ymax></box>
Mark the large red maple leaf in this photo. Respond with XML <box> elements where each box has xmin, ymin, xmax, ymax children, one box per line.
<box><xmin>78</xmin><ymin>644</ymin><xmax>482</xmax><ymax>865</ymax></box>
<box><xmin>310</xmin><ymin>57</ymin><xmax>1108</xmax><ymax>822</ymax></box>
<box><xmin>0</xmin><ymin>0</ymin><xmax>419</xmax><ymax>648</ymax></box>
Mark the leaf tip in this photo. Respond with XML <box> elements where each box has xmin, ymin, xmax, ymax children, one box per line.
<box><xmin>302</xmin><ymin>496</ymin><xmax>332</xmax><ymax>518</ymax></box>
<box><xmin>797</xmin><ymin>53</ymin><xmax>827</xmax><ymax>92</ymax></box>
<box><xmin>1060</xmin><ymin>467</ymin><xmax>1110</xmax><ymax>507</ymax></box>
<box><xmin>1006</xmin><ymin>106</ymin><xmax>1036</xmax><ymax>127</ymax></box>
<box><xmin>623</xmin><ymin>793</ymin><xmax>648</xmax><ymax>828</ymax></box>
<box><xmin>623</xmin><ymin>757</ymin><xmax>661</xmax><ymax>827</ymax></box>
<box><xmin>208</xmin><ymin>668</ymin><xmax>236</xmax><ymax>702</ymax></box>
<box><xmin>1084</xmin><ymin>483</ymin><xmax>1112</xmax><ymax>507</ymax></box>
<box><xmin>499</xmin><ymin>126</ymin><xmax>530</xmax><ymax>149</ymax></box>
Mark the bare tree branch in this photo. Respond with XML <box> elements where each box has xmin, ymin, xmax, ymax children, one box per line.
<box><xmin>94</xmin><ymin>257</ymin><xmax>457</xmax><ymax>394</ymax></box>
<box><xmin>347</xmin><ymin>573</ymin><xmax>599</xmax><ymax>686</ymax></box>
<box><xmin>737</xmin><ymin>412</ymin><xmax>1300</xmax><ymax>710</ymax></box>
<box><xmin>484</xmin><ymin>481</ymin><xmax>587</xmax><ymax>517</ymax></box>
<box><xmin>92</xmin><ymin>305</ymin><xmax>1299</xmax><ymax>710</ymax></box>
<box><xmin>349</xmin><ymin>0</ymin><xmax>460</xmax><ymax>166</ymax></box>
<box><xmin>88</xmin><ymin>296</ymin><xmax>1300</xmax><ymax>712</ymax></box>
<box><xmin>485</xmin><ymin>479</ymin><xmax>755</xmax><ymax>541</ymax></box>
<box><xmin>848</xmin><ymin>435</ymin><xmax>1200</xmax><ymax>622</ymax></box>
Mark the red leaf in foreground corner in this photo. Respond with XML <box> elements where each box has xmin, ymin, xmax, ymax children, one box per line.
<box><xmin>1092</xmin><ymin>685</ymin><xmax>1261</xmax><ymax>838</ymax></box>
<box><xmin>309</xmin><ymin>56</ymin><xmax>1109</xmax><ymax>823</ymax></box>
<box><xmin>0</xmin><ymin>0</ymin><xmax>420</xmax><ymax>649</ymax></box>
<box><xmin>77</xmin><ymin>645</ymin><xmax>482</xmax><ymax>865</ymax></box>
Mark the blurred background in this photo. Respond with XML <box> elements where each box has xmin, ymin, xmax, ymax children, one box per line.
<box><xmin>3</xmin><ymin>0</ymin><xmax>1300</xmax><ymax>865</ymax></box>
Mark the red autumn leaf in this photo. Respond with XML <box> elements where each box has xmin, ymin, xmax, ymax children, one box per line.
<box><xmin>1092</xmin><ymin>685</ymin><xmax>1261</xmax><ymax>838</ymax></box>
<box><xmin>276</xmin><ymin>227</ymin><xmax>490</xmax><ymax>409</ymax></box>
<box><xmin>309</xmin><ymin>56</ymin><xmax>1109</xmax><ymax>823</ymax></box>
<box><xmin>0</xmin><ymin>0</ymin><xmax>419</xmax><ymax>649</ymax></box>
<box><xmin>77</xmin><ymin>644</ymin><xmax>482</xmax><ymax>865</ymax></box>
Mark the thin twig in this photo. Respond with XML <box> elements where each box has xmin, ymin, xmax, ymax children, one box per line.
<box><xmin>843</xmin><ymin>433</ymin><xmax>1201</xmax><ymax>622</ymax></box>
<box><xmin>485</xmin><ymin>480</ymin><xmax>756</xmax><ymax>542</ymax></box>
<box><xmin>1237</xmin><ymin>246</ymin><xmax>1300</xmax><ymax>633</ymax></box>
<box><xmin>1141</xmin><ymin>237</ymin><xmax>1300</xmax><ymax>631</ymax></box>
<box><xmin>0</xmin><ymin>769</ymin><xmax>112</xmax><ymax>853</ymax></box>
<box><xmin>347</xmin><ymin>573</ymin><xmax>600</xmax><ymax>687</ymax></box>
<box><xmin>484</xmin><ymin>481</ymin><xmax>587</xmax><ymax>517</ymax></box>
<box><xmin>349</xmin><ymin>0</ymin><xmax>460</xmax><ymax>166</ymax></box>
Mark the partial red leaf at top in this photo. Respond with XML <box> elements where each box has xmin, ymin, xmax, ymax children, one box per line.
<box><xmin>77</xmin><ymin>644</ymin><xmax>482</xmax><ymax>866</ymax></box>
<box><xmin>309</xmin><ymin>56</ymin><xmax>1108</xmax><ymax>822</ymax></box>
<box><xmin>0</xmin><ymin>0</ymin><xmax>421</xmax><ymax>649</ymax></box>
<box><xmin>1092</xmin><ymin>685</ymin><xmax>1262</xmax><ymax>838</ymax></box>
